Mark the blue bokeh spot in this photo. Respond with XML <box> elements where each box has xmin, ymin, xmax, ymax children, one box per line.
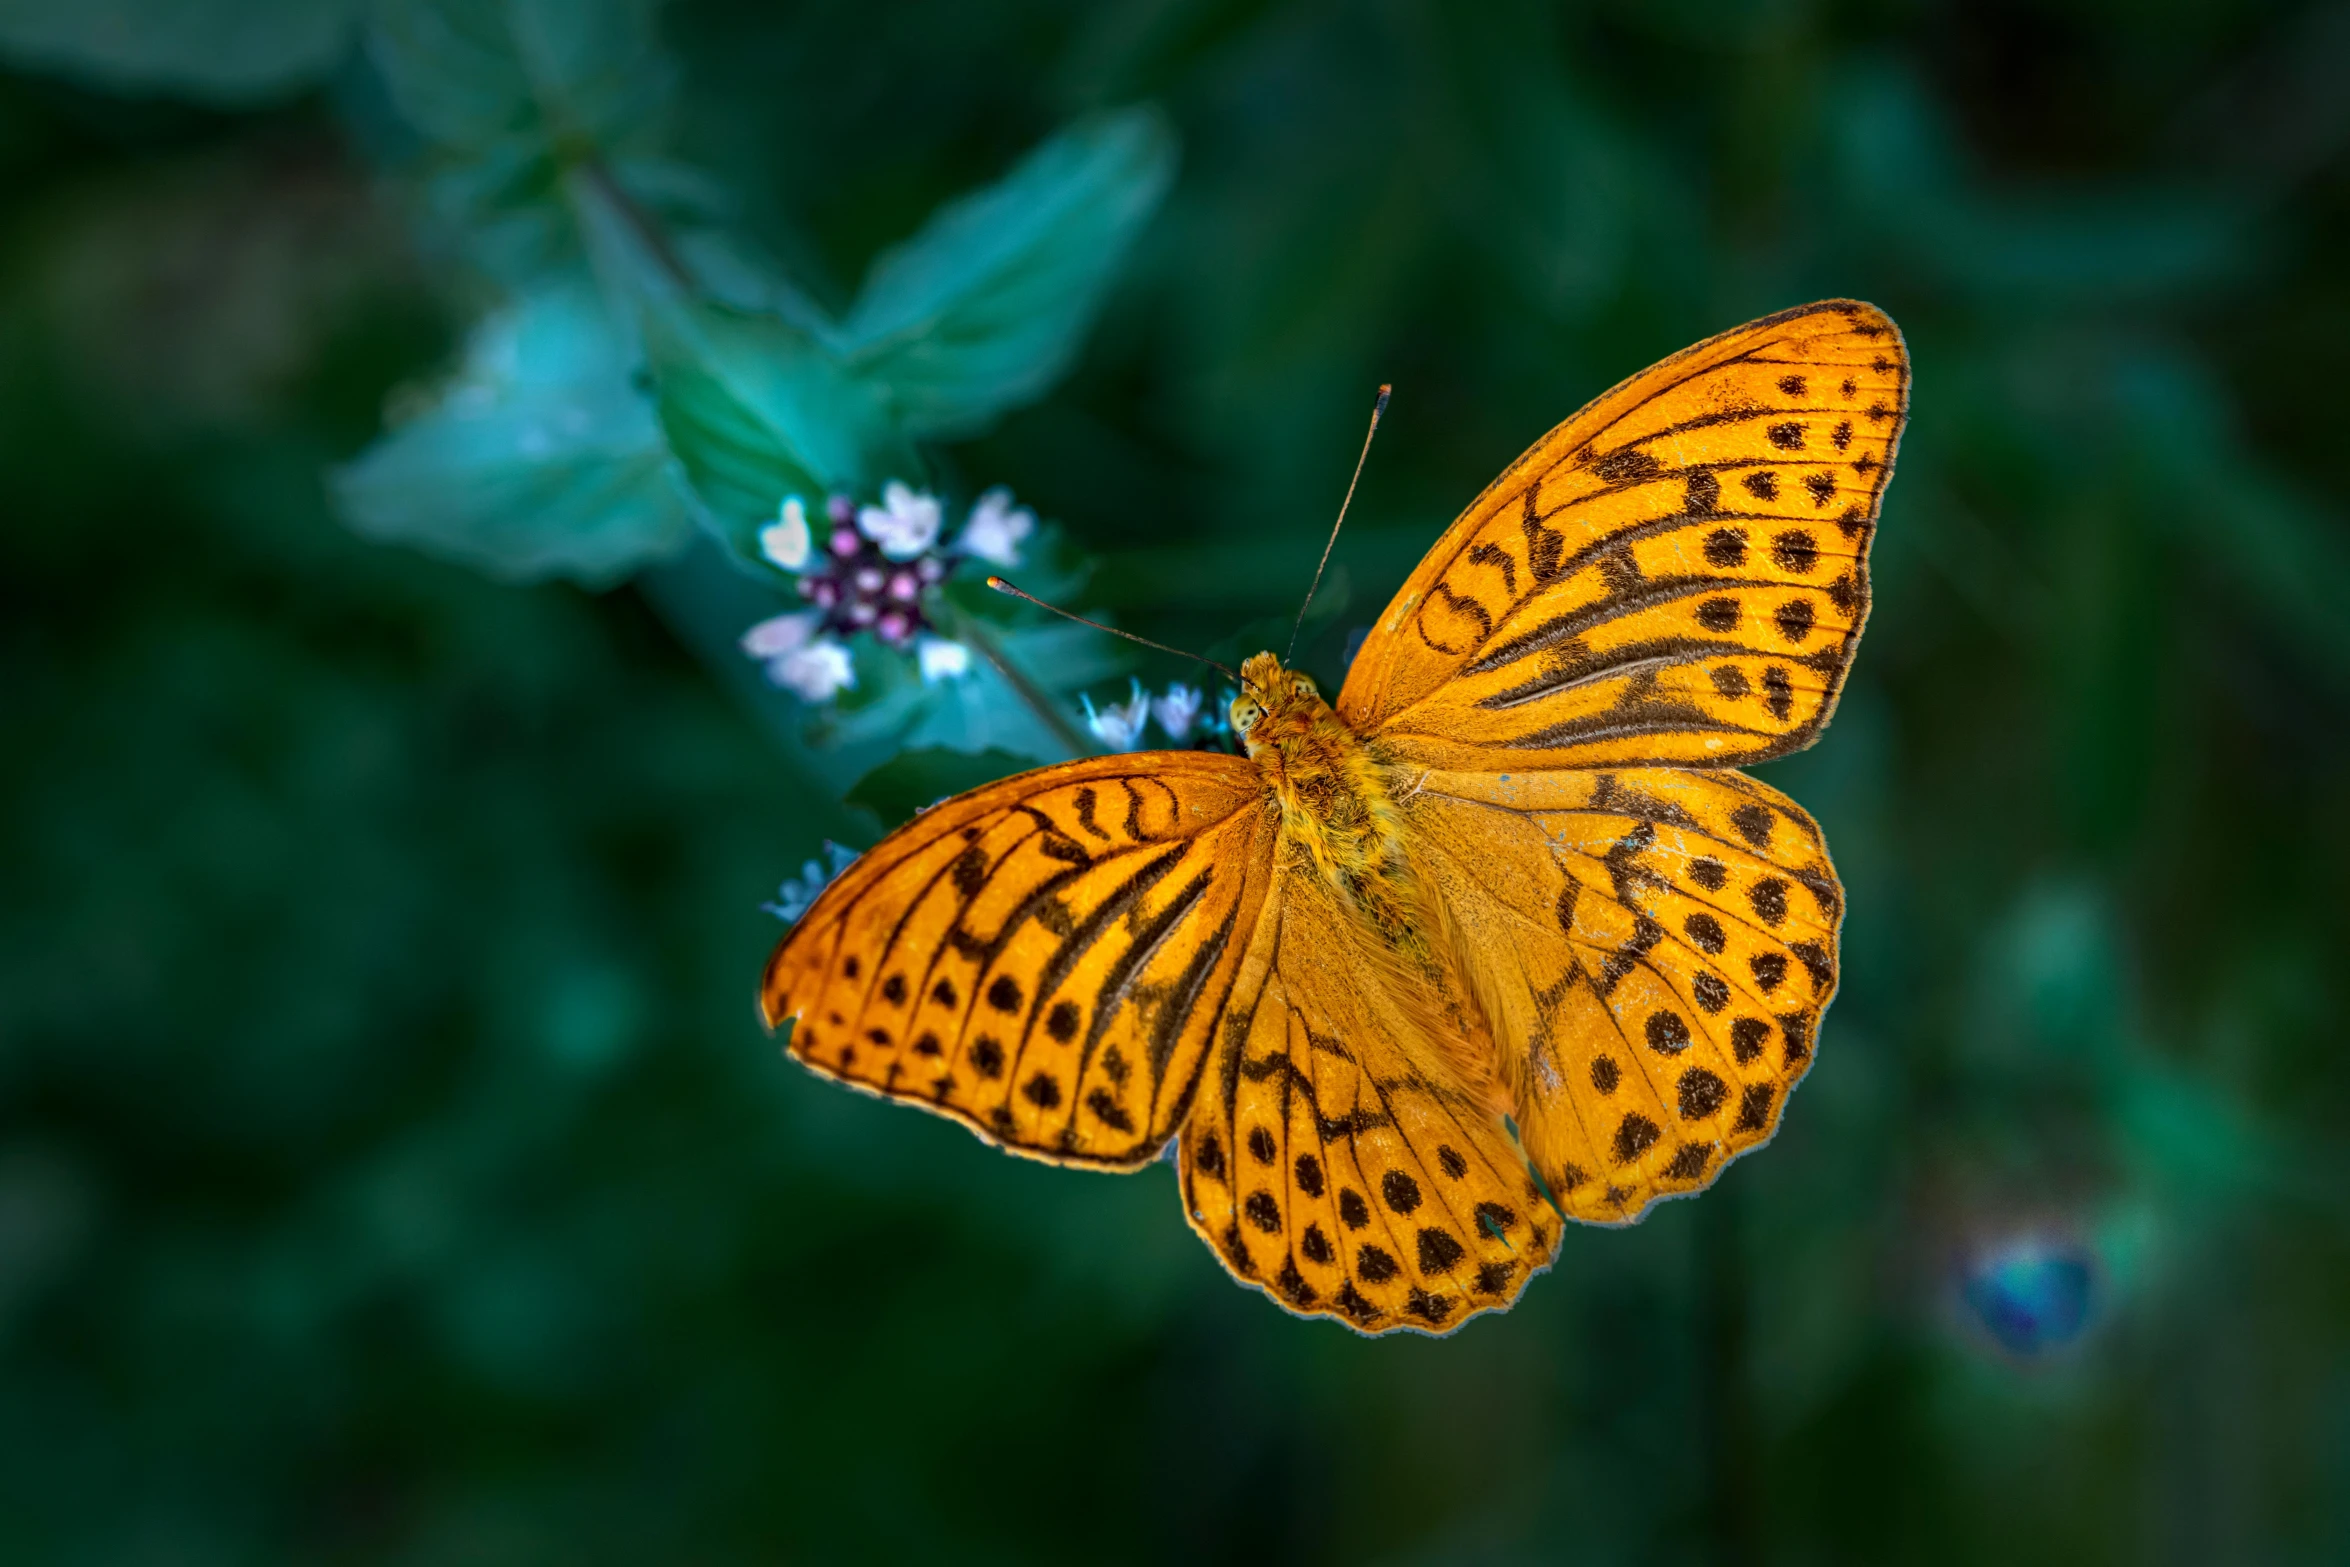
<box><xmin>1961</xmin><ymin>1238</ymin><xmax>2098</xmax><ymax>1357</ymax></box>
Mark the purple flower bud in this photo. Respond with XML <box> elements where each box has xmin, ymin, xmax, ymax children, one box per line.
<box><xmin>829</xmin><ymin>529</ymin><xmax>860</xmax><ymax>560</ymax></box>
<box><xmin>854</xmin><ymin>567</ymin><xmax>885</xmax><ymax>594</ymax></box>
<box><xmin>917</xmin><ymin>557</ymin><xmax>945</xmax><ymax>583</ymax></box>
<box><xmin>827</xmin><ymin>493</ymin><xmax>857</xmax><ymax>527</ymax></box>
<box><xmin>849</xmin><ymin>601</ymin><xmax>877</xmax><ymax>626</ymax></box>
<box><xmin>876</xmin><ymin>610</ymin><xmax>911</xmax><ymax>643</ymax></box>
<box><xmin>809</xmin><ymin>578</ymin><xmax>840</xmax><ymax>608</ymax></box>
<box><xmin>888</xmin><ymin>571</ymin><xmax>920</xmax><ymax>601</ymax></box>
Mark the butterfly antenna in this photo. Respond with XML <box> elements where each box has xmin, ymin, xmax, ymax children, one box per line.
<box><xmin>1286</xmin><ymin>382</ymin><xmax>1391</xmax><ymax>663</ymax></box>
<box><xmin>985</xmin><ymin>577</ymin><xmax>1239</xmax><ymax>686</ymax></box>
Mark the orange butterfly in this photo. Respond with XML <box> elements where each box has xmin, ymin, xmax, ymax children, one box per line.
<box><xmin>762</xmin><ymin>301</ymin><xmax>1908</xmax><ymax>1335</ymax></box>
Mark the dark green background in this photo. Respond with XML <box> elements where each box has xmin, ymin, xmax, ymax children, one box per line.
<box><xmin>5</xmin><ymin>1</ymin><xmax>2349</xmax><ymax>1561</ymax></box>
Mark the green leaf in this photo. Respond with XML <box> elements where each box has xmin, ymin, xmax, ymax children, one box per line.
<box><xmin>646</xmin><ymin>299</ymin><xmax>921</xmax><ymax>559</ymax></box>
<box><xmin>841</xmin><ymin>107</ymin><xmax>1178</xmax><ymax>440</ymax></box>
<box><xmin>365</xmin><ymin>0</ymin><xmax>674</xmax><ymax>280</ymax></box>
<box><xmin>332</xmin><ymin>279</ymin><xmax>691</xmax><ymax>585</ymax></box>
<box><xmin>845</xmin><ymin>747</ymin><xmax>1039</xmax><ymax>829</ymax></box>
<box><xmin>0</xmin><ymin>0</ymin><xmax>358</xmax><ymax>103</ymax></box>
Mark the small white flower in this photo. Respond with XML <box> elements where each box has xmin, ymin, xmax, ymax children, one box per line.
<box><xmin>1082</xmin><ymin>678</ymin><xmax>1152</xmax><ymax>751</ymax></box>
<box><xmin>739</xmin><ymin>611</ymin><xmax>816</xmax><ymax>659</ymax></box>
<box><xmin>957</xmin><ymin>486</ymin><xmax>1035</xmax><ymax>568</ymax></box>
<box><xmin>760</xmin><ymin>496</ymin><xmax>812</xmax><ymax>571</ymax></box>
<box><xmin>743</xmin><ymin>616</ymin><xmax>856</xmax><ymax>702</ymax></box>
<box><xmin>917</xmin><ymin>637</ymin><xmax>973</xmax><ymax>683</ymax></box>
<box><xmin>1151</xmin><ymin>682</ymin><xmax>1205</xmax><ymax>742</ymax></box>
<box><xmin>856</xmin><ymin>480</ymin><xmax>942</xmax><ymax>561</ymax></box>
<box><xmin>771</xmin><ymin>640</ymin><xmax>856</xmax><ymax>702</ymax></box>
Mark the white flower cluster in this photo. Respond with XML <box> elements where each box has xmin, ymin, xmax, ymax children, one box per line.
<box><xmin>1082</xmin><ymin>679</ymin><xmax>1209</xmax><ymax>752</ymax></box>
<box><xmin>739</xmin><ymin>481</ymin><xmax>1040</xmax><ymax>705</ymax></box>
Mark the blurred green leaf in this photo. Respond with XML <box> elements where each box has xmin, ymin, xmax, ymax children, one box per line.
<box><xmin>365</xmin><ymin>0</ymin><xmax>673</xmax><ymax>279</ymax></box>
<box><xmin>366</xmin><ymin>0</ymin><xmax>666</xmax><ymax>149</ymax></box>
<box><xmin>841</xmin><ymin>107</ymin><xmax>1177</xmax><ymax>440</ymax></box>
<box><xmin>332</xmin><ymin>279</ymin><xmax>691</xmax><ymax>584</ymax></box>
<box><xmin>646</xmin><ymin>299</ymin><xmax>921</xmax><ymax>558</ymax></box>
<box><xmin>845</xmin><ymin>746</ymin><xmax>1037</xmax><ymax>828</ymax></box>
<box><xmin>0</xmin><ymin>0</ymin><xmax>357</xmax><ymax>102</ymax></box>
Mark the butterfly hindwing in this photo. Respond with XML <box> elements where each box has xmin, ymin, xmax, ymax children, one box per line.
<box><xmin>1401</xmin><ymin>766</ymin><xmax>1840</xmax><ymax>1223</ymax></box>
<box><xmin>763</xmin><ymin>753</ymin><xmax>1279</xmax><ymax>1167</ymax></box>
<box><xmin>1339</xmin><ymin>300</ymin><xmax>1908</xmax><ymax>772</ymax></box>
<box><xmin>1178</xmin><ymin>864</ymin><xmax>1557</xmax><ymax>1334</ymax></box>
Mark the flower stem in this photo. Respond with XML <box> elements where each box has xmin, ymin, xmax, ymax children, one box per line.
<box><xmin>937</xmin><ymin>603</ymin><xmax>1097</xmax><ymax>761</ymax></box>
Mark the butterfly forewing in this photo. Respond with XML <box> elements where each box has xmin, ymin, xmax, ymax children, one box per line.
<box><xmin>763</xmin><ymin>753</ymin><xmax>1278</xmax><ymax>1167</ymax></box>
<box><xmin>1402</xmin><ymin>767</ymin><xmax>1839</xmax><ymax>1222</ymax></box>
<box><xmin>1340</xmin><ymin>300</ymin><xmax>1907</xmax><ymax>772</ymax></box>
<box><xmin>1179</xmin><ymin>866</ymin><xmax>1558</xmax><ymax>1334</ymax></box>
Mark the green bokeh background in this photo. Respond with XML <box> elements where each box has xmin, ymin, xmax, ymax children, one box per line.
<box><xmin>5</xmin><ymin>2</ymin><xmax>2349</xmax><ymax>1561</ymax></box>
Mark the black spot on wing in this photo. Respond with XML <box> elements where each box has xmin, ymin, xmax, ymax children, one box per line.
<box><xmin>1664</xmin><ymin>1143</ymin><xmax>1712</xmax><ymax>1180</ymax></box>
<box><xmin>1771</xmin><ymin>530</ymin><xmax>1818</xmax><ymax>574</ymax></box>
<box><xmin>1086</xmin><ymin>1087</ymin><xmax>1134</xmax><ymax>1133</ymax></box>
<box><xmin>1613</xmin><ymin>1113</ymin><xmax>1661</xmax><ymax>1163</ymax></box>
<box><xmin>1592</xmin><ymin>447</ymin><xmax>1663</xmax><ymax>483</ymax></box>
<box><xmin>1295</xmin><ymin>1153</ymin><xmax>1326</xmax><ymax>1197</ymax></box>
<box><xmin>1677</xmin><ymin>1067</ymin><xmax>1727</xmax><ymax>1119</ymax></box>
<box><xmin>1417</xmin><ymin>1227</ymin><xmax>1465</xmax><ymax>1272</ymax></box>
<box><xmin>1645</xmin><ymin>1011</ymin><xmax>1692</xmax><ymax>1053</ymax></box>
<box><xmin>1382</xmin><ymin>1170</ymin><xmax>1423</xmax><ymax>1214</ymax></box>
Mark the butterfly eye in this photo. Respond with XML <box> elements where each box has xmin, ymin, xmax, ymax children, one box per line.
<box><xmin>1231</xmin><ymin>698</ymin><xmax>1262</xmax><ymax>733</ymax></box>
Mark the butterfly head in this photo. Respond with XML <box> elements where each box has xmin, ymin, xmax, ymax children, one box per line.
<box><xmin>1232</xmin><ymin>651</ymin><xmax>1328</xmax><ymax>758</ymax></box>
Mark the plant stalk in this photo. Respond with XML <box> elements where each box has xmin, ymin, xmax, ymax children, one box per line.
<box><xmin>936</xmin><ymin>602</ymin><xmax>1097</xmax><ymax>761</ymax></box>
